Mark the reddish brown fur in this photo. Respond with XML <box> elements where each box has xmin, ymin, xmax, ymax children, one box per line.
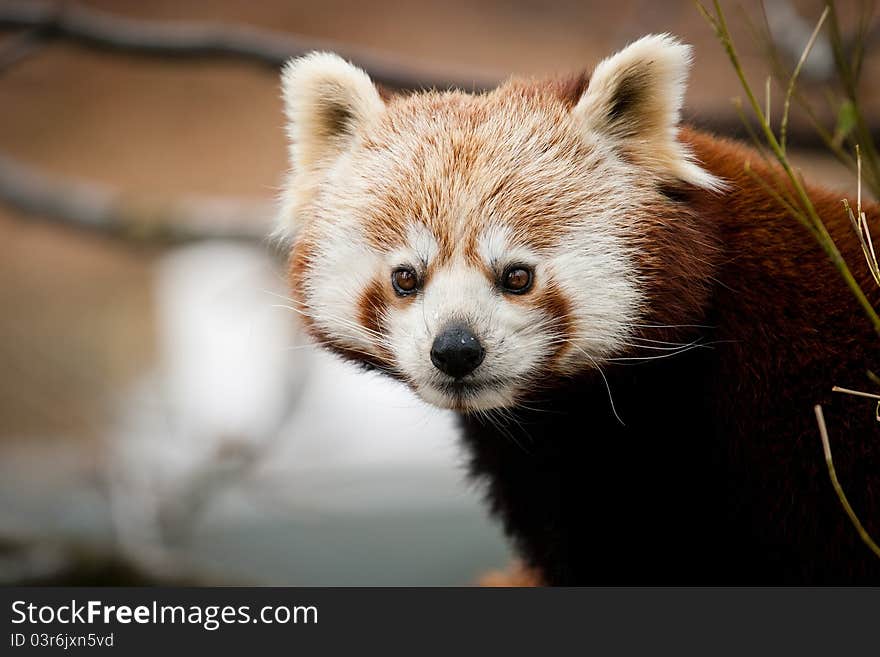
<box><xmin>356</xmin><ymin>76</ymin><xmax>603</xmax><ymax>262</ymax></box>
<box><xmin>284</xmin><ymin>58</ymin><xmax>880</xmax><ymax>583</ymax></box>
<box><xmin>681</xmin><ymin>126</ymin><xmax>880</xmax><ymax>328</ymax></box>
<box><xmin>478</xmin><ymin>560</ymin><xmax>545</xmax><ymax>587</ymax></box>
<box><xmin>526</xmin><ymin>279</ymin><xmax>574</xmax><ymax>365</ymax></box>
<box><xmin>357</xmin><ymin>278</ymin><xmax>389</xmax><ymax>341</ymax></box>
<box><xmin>626</xmin><ymin>128</ymin><xmax>880</xmax><ymax>571</ymax></box>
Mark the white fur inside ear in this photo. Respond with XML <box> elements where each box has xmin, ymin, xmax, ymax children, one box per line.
<box><xmin>575</xmin><ymin>34</ymin><xmax>723</xmax><ymax>191</ymax></box>
<box><xmin>276</xmin><ymin>52</ymin><xmax>385</xmax><ymax>237</ymax></box>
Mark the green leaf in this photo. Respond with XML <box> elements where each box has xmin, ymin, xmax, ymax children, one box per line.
<box><xmin>833</xmin><ymin>100</ymin><xmax>857</xmax><ymax>146</ymax></box>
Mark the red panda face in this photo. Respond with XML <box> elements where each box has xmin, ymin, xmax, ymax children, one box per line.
<box><xmin>279</xmin><ymin>37</ymin><xmax>721</xmax><ymax>411</ymax></box>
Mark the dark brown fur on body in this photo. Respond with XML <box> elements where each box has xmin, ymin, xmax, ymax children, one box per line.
<box><xmin>460</xmin><ymin>129</ymin><xmax>880</xmax><ymax>584</ymax></box>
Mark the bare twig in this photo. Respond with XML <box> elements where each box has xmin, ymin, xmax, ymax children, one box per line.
<box><xmin>827</xmin><ymin>2</ymin><xmax>880</xmax><ymax>195</ymax></box>
<box><xmin>744</xmin><ymin>1</ymin><xmax>877</xmax><ymax>194</ymax></box>
<box><xmin>832</xmin><ymin>385</ymin><xmax>880</xmax><ymax>401</ymax></box>
<box><xmin>832</xmin><ymin>384</ymin><xmax>880</xmax><ymax>420</ymax></box>
<box><xmin>697</xmin><ymin>0</ymin><xmax>880</xmax><ymax>336</ymax></box>
<box><xmin>779</xmin><ymin>6</ymin><xmax>829</xmax><ymax>155</ymax></box>
<box><xmin>0</xmin><ymin>0</ymin><xmax>497</xmax><ymax>91</ymax></box>
<box><xmin>814</xmin><ymin>405</ymin><xmax>880</xmax><ymax>560</ymax></box>
<box><xmin>843</xmin><ymin>146</ymin><xmax>880</xmax><ymax>287</ymax></box>
<box><xmin>0</xmin><ymin>154</ymin><xmax>273</xmax><ymax>243</ymax></box>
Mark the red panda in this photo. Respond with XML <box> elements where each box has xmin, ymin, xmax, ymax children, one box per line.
<box><xmin>277</xmin><ymin>35</ymin><xmax>880</xmax><ymax>584</ymax></box>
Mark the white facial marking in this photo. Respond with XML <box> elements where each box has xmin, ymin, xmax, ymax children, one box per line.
<box><xmin>387</xmin><ymin>254</ymin><xmax>550</xmax><ymax>411</ymax></box>
<box><xmin>477</xmin><ymin>224</ymin><xmax>537</xmax><ymax>271</ymax></box>
<box><xmin>388</xmin><ymin>223</ymin><xmax>440</xmax><ymax>270</ymax></box>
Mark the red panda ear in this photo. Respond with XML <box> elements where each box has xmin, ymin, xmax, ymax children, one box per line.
<box><xmin>573</xmin><ymin>34</ymin><xmax>722</xmax><ymax>191</ymax></box>
<box><xmin>280</xmin><ymin>52</ymin><xmax>385</xmax><ymax>173</ymax></box>
<box><xmin>276</xmin><ymin>52</ymin><xmax>385</xmax><ymax>237</ymax></box>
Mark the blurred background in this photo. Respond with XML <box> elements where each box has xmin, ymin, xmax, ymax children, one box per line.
<box><xmin>0</xmin><ymin>0</ymin><xmax>876</xmax><ymax>585</ymax></box>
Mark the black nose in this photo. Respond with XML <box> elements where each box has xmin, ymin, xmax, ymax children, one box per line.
<box><xmin>430</xmin><ymin>324</ymin><xmax>485</xmax><ymax>379</ymax></box>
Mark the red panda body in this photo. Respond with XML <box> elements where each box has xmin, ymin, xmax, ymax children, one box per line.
<box><xmin>278</xmin><ymin>37</ymin><xmax>880</xmax><ymax>583</ymax></box>
<box><xmin>462</xmin><ymin>130</ymin><xmax>880</xmax><ymax>583</ymax></box>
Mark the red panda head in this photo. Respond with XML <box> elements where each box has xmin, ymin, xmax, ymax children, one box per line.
<box><xmin>278</xmin><ymin>35</ymin><xmax>722</xmax><ymax>412</ymax></box>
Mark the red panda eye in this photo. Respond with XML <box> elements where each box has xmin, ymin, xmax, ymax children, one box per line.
<box><xmin>501</xmin><ymin>266</ymin><xmax>533</xmax><ymax>294</ymax></box>
<box><xmin>391</xmin><ymin>267</ymin><xmax>419</xmax><ymax>296</ymax></box>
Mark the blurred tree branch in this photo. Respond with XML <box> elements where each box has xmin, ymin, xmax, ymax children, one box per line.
<box><xmin>0</xmin><ymin>25</ymin><xmax>46</xmax><ymax>69</ymax></box>
<box><xmin>0</xmin><ymin>0</ymin><xmax>497</xmax><ymax>91</ymax></box>
<box><xmin>0</xmin><ymin>154</ymin><xmax>274</xmax><ymax>243</ymax></box>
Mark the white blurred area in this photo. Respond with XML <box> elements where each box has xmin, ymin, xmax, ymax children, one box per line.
<box><xmin>0</xmin><ymin>242</ymin><xmax>508</xmax><ymax>585</ymax></box>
